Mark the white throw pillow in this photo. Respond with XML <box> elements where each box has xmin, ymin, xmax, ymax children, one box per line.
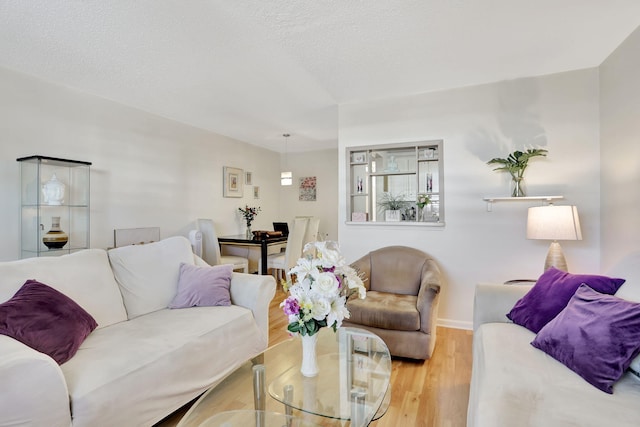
<box><xmin>108</xmin><ymin>236</ymin><xmax>195</xmax><ymax>319</ymax></box>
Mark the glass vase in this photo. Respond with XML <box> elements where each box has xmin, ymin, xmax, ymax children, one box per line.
<box><xmin>246</xmin><ymin>224</ymin><xmax>252</xmax><ymax>239</ymax></box>
<box><xmin>300</xmin><ymin>333</ymin><xmax>319</xmax><ymax>377</ymax></box>
<box><xmin>419</xmin><ymin>206</ymin><xmax>428</xmax><ymax>222</ymax></box>
<box><xmin>512</xmin><ymin>177</ymin><xmax>525</xmax><ymax>197</ymax></box>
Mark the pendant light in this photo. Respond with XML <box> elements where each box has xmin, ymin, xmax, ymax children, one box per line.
<box><xmin>281</xmin><ymin>133</ymin><xmax>292</xmax><ymax>186</ymax></box>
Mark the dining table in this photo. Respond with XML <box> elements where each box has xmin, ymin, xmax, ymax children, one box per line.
<box><xmin>217</xmin><ymin>234</ymin><xmax>288</xmax><ymax>275</ymax></box>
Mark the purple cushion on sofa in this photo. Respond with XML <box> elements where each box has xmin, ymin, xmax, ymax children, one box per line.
<box><xmin>168</xmin><ymin>263</ymin><xmax>233</xmax><ymax>309</ymax></box>
<box><xmin>531</xmin><ymin>284</ymin><xmax>640</xmax><ymax>393</ymax></box>
<box><xmin>0</xmin><ymin>279</ymin><xmax>98</xmax><ymax>365</ymax></box>
<box><xmin>507</xmin><ymin>267</ymin><xmax>625</xmax><ymax>333</ymax></box>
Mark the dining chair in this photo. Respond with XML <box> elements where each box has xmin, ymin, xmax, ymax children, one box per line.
<box><xmin>196</xmin><ymin>218</ymin><xmax>249</xmax><ymax>273</ymax></box>
<box><xmin>302</xmin><ymin>217</ymin><xmax>320</xmax><ymax>249</ymax></box>
<box><xmin>260</xmin><ymin>217</ymin><xmax>308</xmax><ymax>281</ymax></box>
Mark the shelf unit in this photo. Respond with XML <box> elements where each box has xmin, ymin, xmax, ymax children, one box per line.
<box><xmin>346</xmin><ymin>141</ymin><xmax>444</xmax><ymax>225</ymax></box>
<box><xmin>17</xmin><ymin>155</ymin><xmax>91</xmax><ymax>258</ymax></box>
<box><xmin>482</xmin><ymin>196</ymin><xmax>563</xmax><ymax>212</ymax></box>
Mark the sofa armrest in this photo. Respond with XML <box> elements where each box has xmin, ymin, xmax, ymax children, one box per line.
<box><xmin>0</xmin><ymin>336</ymin><xmax>71</xmax><ymax>427</ymax></box>
<box><xmin>473</xmin><ymin>283</ymin><xmax>533</xmax><ymax>331</ymax></box>
<box><xmin>229</xmin><ymin>273</ymin><xmax>276</xmax><ymax>348</ymax></box>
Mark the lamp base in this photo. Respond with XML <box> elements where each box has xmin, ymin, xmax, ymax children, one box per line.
<box><xmin>544</xmin><ymin>241</ymin><xmax>568</xmax><ymax>272</ymax></box>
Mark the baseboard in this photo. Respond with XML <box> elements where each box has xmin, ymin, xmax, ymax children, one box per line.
<box><xmin>437</xmin><ymin>318</ymin><xmax>473</xmax><ymax>331</ymax></box>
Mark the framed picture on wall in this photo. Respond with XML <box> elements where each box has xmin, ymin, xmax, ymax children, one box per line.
<box><xmin>223</xmin><ymin>166</ymin><xmax>243</xmax><ymax>198</ymax></box>
<box><xmin>245</xmin><ymin>171</ymin><xmax>253</xmax><ymax>185</ymax></box>
<box><xmin>299</xmin><ymin>176</ymin><xmax>317</xmax><ymax>201</ymax></box>
<box><xmin>253</xmin><ymin>186</ymin><xmax>260</xmax><ymax>199</ymax></box>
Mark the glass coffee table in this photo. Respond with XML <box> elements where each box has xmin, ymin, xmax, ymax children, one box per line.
<box><xmin>178</xmin><ymin>327</ymin><xmax>391</xmax><ymax>427</ymax></box>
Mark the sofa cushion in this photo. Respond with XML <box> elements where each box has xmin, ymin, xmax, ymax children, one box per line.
<box><xmin>369</xmin><ymin>246</ymin><xmax>426</xmax><ymax>295</ymax></box>
<box><xmin>0</xmin><ymin>280</ymin><xmax>98</xmax><ymax>365</ymax></box>
<box><xmin>0</xmin><ymin>249</ymin><xmax>127</xmax><ymax>329</ymax></box>
<box><xmin>507</xmin><ymin>267</ymin><xmax>625</xmax><ymax>333</ymax></box>
<box><xmin>61</xmin><ymin>305</ymin><xmax>265</xmax><ymax>426</ymax></box>
<box><xmin>346</xmin><ymin>291</ymin><xmax>420</xmax><ymax>331</ymax></box>
<box><xmin>169</xmin><ymin>263</ymin><xmax>233</xmax><ymax>308</ymax></box>
<box><xmin>108</xmin><ymin>236</ymin><xmax>195</xmax><ymax>319</ymax></box>
<box><xmin>531</xmin><ymin>284</ymin><xmax>640</xmax><ymax>394</ymax></box>
<box><xmin>469</xmin><ymin>322</ymin><xmax>640</xmax><ymax>427</ymax></box>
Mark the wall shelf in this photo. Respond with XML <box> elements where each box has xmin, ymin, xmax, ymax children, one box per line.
<box><xmin>482</xmin><ymin>196</ymin><xmax>563</xmax><ymax>212</ymax></box>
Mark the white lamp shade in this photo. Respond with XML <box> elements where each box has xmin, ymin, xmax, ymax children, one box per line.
<box><xmin>280</xmin><ymin>171</ymin><xmax>292</xmax><ymax>186</ymax></box>
<box><xmin>527</xmin><ymin>205</ymin><xmax>582</xmax><ymax>241</ymax></box>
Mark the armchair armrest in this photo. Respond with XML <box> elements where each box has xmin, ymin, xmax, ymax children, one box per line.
<box><xmin>0</xmin><ymin>336</ymin><xmax>71</xmax><ymax>427</ymax></box>
<box><xmin>350</xmin><ymin>255</ymin><xmax>371</xmax><ymax>291</ymax></box>
<box><xmin>229</xmin><ymin>273</ymin><xmax>276</xmax><ymax>348</ymax></box>
<box><xmin>417</xmin><ymin>260</ymin><xmax>442</xmax><ymax>334</ymax></box>
<box><xmin>473</xmin><ymin>283</ymin><xmax>533</xmax><ymax>331</ymax></box>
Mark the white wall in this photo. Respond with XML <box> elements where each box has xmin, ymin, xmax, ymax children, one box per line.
<box><xmin>600</xmin><ymin>26</ymin><xmax>640</xmax><ymax>270</ymax></box>
<box><xmin>278</xmin><ymin>149</ymin><xmax>338</xmax><ymax>241</ymax></box>
<box><xmin>339</xmin><ymin>69</ymin><xmax>601</xmax><ymax>328</ymax></box>
<box><xmin>0</xmin><ymin>67</ymin><xmax>281</xmax><ymax>261</ymax></box>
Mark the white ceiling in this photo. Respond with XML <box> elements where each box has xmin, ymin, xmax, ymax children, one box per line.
<box><xmin>1</xmin><ymin>1</ymin><xmax>639</xmax><ymax>152</ymax></box>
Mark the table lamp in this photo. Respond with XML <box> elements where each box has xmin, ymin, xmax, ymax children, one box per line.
<box><xmin>527</xmin><ymin>205</ymin><xmax>582</xmax><ymax>272</ymax></box>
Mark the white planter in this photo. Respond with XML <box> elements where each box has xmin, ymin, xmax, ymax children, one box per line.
<box><xmin>385</xmin><ymin>210</ymin><xmax>401</xmax><ymax>222</ymax></box>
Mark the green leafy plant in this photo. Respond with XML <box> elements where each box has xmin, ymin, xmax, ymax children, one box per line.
<box><xmin>377</xmin><ymin>192</ymin><xmax>410</xmax><ymax>211</ymax></box>
<box><xmin>486</xmin><ymin>148</ymin><xmax>548</xmax><ymax>180</ymax></box>
<box><xmin>238</xmin><ymin>205</ymin><xmax>261</xmax><ymax>228</ymax></box>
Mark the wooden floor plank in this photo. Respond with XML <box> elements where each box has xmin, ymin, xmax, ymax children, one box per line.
<box><xmin>156</xmin><ymin>285</ymin><xmax>473</xmax><ymax>427</ymax></box>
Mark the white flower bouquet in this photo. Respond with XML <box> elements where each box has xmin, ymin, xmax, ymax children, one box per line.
<box><xmin>280</xmin><ymin>241</ymin><xmax>366</xmax><ymax>337</ymax></box>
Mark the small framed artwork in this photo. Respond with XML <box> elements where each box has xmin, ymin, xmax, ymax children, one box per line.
<box><xmin>223</xmin><ymin>166</ymin><xmax>243</xmax><ymax>198</ymax></box>
<box><xmin>245</xmin><ymin>171</ymin><xmax>253</xmax><ymax>185</ymax></box>
<box><xmin>253</xmin><ymin>186</ymin><xmax>260</xmax><ymax>199</ymax></box>
<box><xmin>299</xmin><ymin>176</ymin><xmax>317</xmax><ymax>201</ymax></box>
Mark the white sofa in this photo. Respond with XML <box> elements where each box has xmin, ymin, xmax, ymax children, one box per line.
<box><xmin>468</xmin><ymin>252</ymin><xmax>640</xmax><ymax>427</ymax></box>
<box><xmin>0</xmin><ymin>236</ymin><xmax>276</xmax><ymax>427</ymax></box>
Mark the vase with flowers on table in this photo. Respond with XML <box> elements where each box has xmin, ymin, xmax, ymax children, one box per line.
<box><xmin>238</xmin><ymin>205</ymin><xmax>261</xmax><ymax>239</ymax></box>
<box><xmin>280</xmin><ymin>241</ymin><xmax>367</xmax><ymax>377</ymax></box>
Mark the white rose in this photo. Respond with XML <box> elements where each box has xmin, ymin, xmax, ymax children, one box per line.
<box><xmin>314</xmin><ymin>272</ymin><xmax>339</xmax><ymax>297</ymax></box>
<box><xmin>311</xmin><ymin>298</ymin><xmax>331</xmax><ymax>321</ymax></box>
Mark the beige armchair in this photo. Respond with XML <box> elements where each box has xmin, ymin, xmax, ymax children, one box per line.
<box><xmin>343</xmin><ymin>246</ymin><xmax>442</xmax><ymax>360</ymax></box>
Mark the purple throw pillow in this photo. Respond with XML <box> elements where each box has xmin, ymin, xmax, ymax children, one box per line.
<box><xmin>0</xmin><ymin>280</ymin><xmax>98</xmax><ymax>365</ymax></box>
<box><xmin>168</xmin><ymin>263</ymin><xmax>233</xmax><ymax>309</ymax></box>
<box><xmin>507</xmin><ymin>267</ymin><xmax>625</xmax><ymax>333</ymax></box>
<box><xmin>531</xmin><ymin>284</ymin><xmax>640</xmax><ymax>393</ymax></box>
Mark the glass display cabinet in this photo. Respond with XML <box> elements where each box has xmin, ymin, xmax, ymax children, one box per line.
<box><xmin>347</xmin><ymin>141</ymin><xmax>444</xmax><ymax>225</ymax></box>
<box><xmin>17</xmin><ymin>155</ymin><xmax>91</xmax><ymax>258</ymax></box>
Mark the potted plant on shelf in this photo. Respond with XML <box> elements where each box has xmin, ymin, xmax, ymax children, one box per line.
<box><xmin>416</xmin><ymin>193</ymin><xmax>431</xmax><ymax>222</ymax></box>
<box><xmin>377</xmin><ymin>192</ymin><xmax>409</xmax><ymax>222</ymax></box>
<box><xmin>486</xmin><ymin>148</ymin><xmax>548</xmax><ymax>197</ymax></box>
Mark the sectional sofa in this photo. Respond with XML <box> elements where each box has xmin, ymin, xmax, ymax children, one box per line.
<box><xmin>0</xmin><ymin>236</ymin><xmax>276</xmax><ymax>426</ymax></box>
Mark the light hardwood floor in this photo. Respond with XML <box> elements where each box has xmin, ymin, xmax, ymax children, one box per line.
<box><xmin>156</xmin><ymin>286</ymin><xmax>473</xmax><ymax>427</ymax></box>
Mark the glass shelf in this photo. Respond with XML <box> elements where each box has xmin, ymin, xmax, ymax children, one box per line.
<box><xmin>17</xmin><ymin>155</ymin><xmax>91</xmax><ymax>258</ymax></box>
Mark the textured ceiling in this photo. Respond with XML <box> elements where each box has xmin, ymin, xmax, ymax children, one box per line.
<box><xmin>1</xmin><ymin>1</ymin><xmax>639</xmax><ymax>152</ymax></box>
